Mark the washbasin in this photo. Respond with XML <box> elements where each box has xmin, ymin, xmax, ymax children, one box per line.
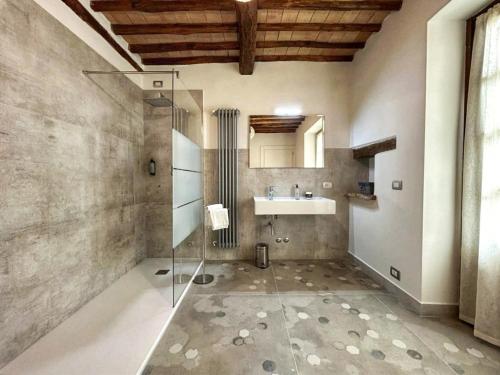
<box><xmin>254</xmin><ymin>196</ymin><xmax>336</xmax><ymax>215</ymax></box>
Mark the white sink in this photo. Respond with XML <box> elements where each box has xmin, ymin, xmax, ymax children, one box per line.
<box><xmin>254</xmin><ymin>197</ymin><xmax>336</xmax><ymax>215</ymax></box>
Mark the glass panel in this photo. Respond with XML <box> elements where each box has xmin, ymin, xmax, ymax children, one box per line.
<box><xmin>171</xmin><ymin>75</ymin><xmax>203</xmax><ymax>305</ymax></box>
<box><xmin>142</xmin><ymin>80</ymin><xmax>175</xmax><ymax>308</ymax></box>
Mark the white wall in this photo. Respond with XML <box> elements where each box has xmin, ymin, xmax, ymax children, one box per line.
<box><xmin>143</xmin><ymin>62</ymin><xmax>352</xmax><ymax>149</ymax></box>
<box><xmin>33</xmin><ymin>0</ymin><xmax>143</xmax><ymax>87</ymax></box>
<box><xmin>422</xmin><ymin>0</ymin><xmax>492</xmax><ymax>304</ymax></box>
<box><xmin>349</xmin><ymin>0</ymin><xmax>450</xmax><ymax>302</ymax></box>
<box><xmin>249</xmin><ymin>133</ymin><xmax>296</xmax><ymax>167</ymax></box>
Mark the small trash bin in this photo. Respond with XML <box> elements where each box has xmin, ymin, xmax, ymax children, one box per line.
<box><xmin>255</xmin><ymin>243</ymin><xmax>269</xmax><ymax>269</ymax></box>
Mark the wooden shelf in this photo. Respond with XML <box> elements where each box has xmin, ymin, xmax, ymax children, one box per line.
<box><xmin>345</xmin><ymin>193</ymin><xmax>377</xmax><ymax>201</ymax></box>
<box><xmin>352</xmin><ymin>136</ymin><xmax>396</xmax><ymax>159</ymax></box>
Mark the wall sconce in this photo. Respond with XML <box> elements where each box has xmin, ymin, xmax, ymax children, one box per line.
<box><xmin>149</xmin><ymin>159</ymin><xmax>156</xmax><ymax>176</ymax></box>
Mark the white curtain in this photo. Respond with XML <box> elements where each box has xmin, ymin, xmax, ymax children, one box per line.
<box><xmin>460</xmin><ymin>4</ymin><xmax>500</xmax><ymax>347</ymax></box>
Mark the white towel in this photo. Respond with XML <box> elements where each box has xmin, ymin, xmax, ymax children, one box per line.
<box><xmin>207</xmin><ymin>204</ymin><xmax>223</xmax><ymax>212</ymax></box>
<box><xmin>207</xmin><ymin>204</ymin><xmax>229</xmax><ymax>230</ymax></box>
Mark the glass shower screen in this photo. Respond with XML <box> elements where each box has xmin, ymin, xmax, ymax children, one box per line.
<box><xmin>170</xmin><ymin>76</ymin><xmax>204</xmax><ymax>305</ymax></box>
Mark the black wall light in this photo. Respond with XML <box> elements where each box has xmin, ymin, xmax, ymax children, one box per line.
<box><xmin>149</xmin><ymin>159</ymin><xmax>156</xmax><ymax>176</ymax></box>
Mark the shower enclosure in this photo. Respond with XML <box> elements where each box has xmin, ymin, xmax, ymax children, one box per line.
<box><xmin>143</xmin><ymin>74</ymin><xmax>204</xmax><ymax>306</ymax></box>
<box><xmin>85</xmin><ymin>70</ymin><xmax>204</xmax><ymax>306</ymax></box>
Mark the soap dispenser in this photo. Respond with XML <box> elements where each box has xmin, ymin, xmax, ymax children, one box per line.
<box><xmin>294</xmin><ymin>184</ymin><xmax>300</xmax><ymax>200</ymax></box>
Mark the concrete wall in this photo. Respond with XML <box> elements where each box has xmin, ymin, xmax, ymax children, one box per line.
<box><xmin>143</xmin><ymin>103</ymin><xmax>172</xmax><ymax>258</ymax></box>
<box><xmin>0</xmin><ymin>0</ymin><xmax>145</xmax><ymax>367</ymax></box>
<box><xmin>349</xmin><ymin>0</ymin><xmax>450</xmax><ymax>302</ymax></box>
<box><xmin>204</xmin><ymin>149</ymin><xmax>367</xmax><ymax>260</ymax></box>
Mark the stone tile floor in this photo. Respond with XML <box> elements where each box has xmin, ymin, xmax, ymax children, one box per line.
<box><xmin>143</xmin><ymin>259</ymin><xmax>500</xmax><ymax>375</ymax></box>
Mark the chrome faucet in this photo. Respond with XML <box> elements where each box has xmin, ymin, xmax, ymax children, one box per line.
<box><xmin>268</xmin><ymin>186</ymin><xmax>278</xmax><ymax>200</ymax></box>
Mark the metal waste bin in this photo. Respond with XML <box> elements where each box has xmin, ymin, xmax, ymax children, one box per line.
<box><xmin>255</xmin><ymin>243</ymin><xmax>269</xmax><ymax>269</ymax></box>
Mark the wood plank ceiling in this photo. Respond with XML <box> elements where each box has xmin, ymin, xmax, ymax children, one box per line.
<box><xmin>90</xmin><ymin>0</ymin><xmax>403</xmax><ymax>74</ymax></box>
<box><xmin>250</xmin><ymin>115</ymin><xmax>306</xmax><ymax>133</ymax></box>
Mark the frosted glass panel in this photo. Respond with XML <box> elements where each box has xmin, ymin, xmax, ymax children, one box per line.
<box><xmin>173</xmin><ymin>170</ymin><xmax>202</xmax><ymax>208</ymax></box>
<box><xmin>172</xmin><ymin>199</ymin><xmax>202</xmax><ymax>248</ymax></box>
<box><xmin>173</xmin><ymin>129</ymin><xmax>201</xmax><ymax>172</ymax></box>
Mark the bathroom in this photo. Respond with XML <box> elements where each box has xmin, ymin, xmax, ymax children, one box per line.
<box><xmin>1</xmin><ymin>0</ymin><xmax>500</xmax><ymax>374</ymax></box>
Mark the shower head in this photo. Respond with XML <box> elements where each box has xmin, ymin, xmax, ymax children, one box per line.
<box><xmin>143</xmin><ymin>93</ymin><xmax>173</xmax><ymax>108</ymax></box>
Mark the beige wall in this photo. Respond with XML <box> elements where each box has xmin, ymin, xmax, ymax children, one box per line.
<box><xmin>249</xmin><ymin>133</ymin><xmax>297</xmax><ymax>168</ymax></box>
<box><xmin>349</xmin><ymin>0</ymin><xmax>450</xmax><ymax>302</ymax></box>
<box><xmin>142</xmin><ymin>62</ymin><xmax>352</xmax><ymax>150</ymax></box>
<box><xmin>422</xmin><ymin>0</ymin><xmax>493</xmax><ymax>304</ymax></box>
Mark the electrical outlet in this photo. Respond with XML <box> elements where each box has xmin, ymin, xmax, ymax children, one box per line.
<box><xmin>323</xmin><ymin>182</ymin><xmax>333</xmax><ymax>189</ymax></box>
<box><xmin>390</xmin><ymin>266</ymin><xmax>401</xmax><ymax>281</ymax></box>
<box><xmin>392</xmin><ymin>180</ymin><xmax>403</xmax><ymax>190</ymax></box>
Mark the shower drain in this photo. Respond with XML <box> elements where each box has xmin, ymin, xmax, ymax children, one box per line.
<box><xmin>155</xmin><ymin>269</ymin><xmax>170</xmax><ymax>275</ymax></box>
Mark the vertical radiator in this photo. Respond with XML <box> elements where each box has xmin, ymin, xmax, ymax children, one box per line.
<box><xmin>173</xmin><ymin>107</ymin><xmax>189</xmax><ymax>135</ymax></box>
<box><xmin>216</xmin><ymin>109</ymin><xmax>240</xmax><ymax>248</ymax></box>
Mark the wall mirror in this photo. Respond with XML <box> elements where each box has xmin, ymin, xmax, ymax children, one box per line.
<box><xmin>249</xmin><ymin>115</ymin><xmax>325</xmax><ymax>168</ymax></box>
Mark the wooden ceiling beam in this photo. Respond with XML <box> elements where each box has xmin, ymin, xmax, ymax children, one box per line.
<box><xmin>250</xmin><ymin>115</ymin><xmax>305</xmax><ymax>120</ymax></box>
<box><xmin>113</xmin><ymin>22</ymin><xmax>379</xmax><ymax>35</ymax></box>
<box><xmin>252</xmin><ymin>123</ymin><xmax>302</xmax><ymax>128</ymax></box>
<box><xmin>130</xmin><ymin>41</ymin><xmax>364</xmax><ymax>54</ymax></box>
<box><xmin>236</xmin><ymin>0</ymin><xmax>258</xmax><ymax>75</ymax></box>
<box><xmin>252</xmin><ymin>124</ymin><xmax>300</xmax><ymax>130</ymax></box>
<box><xmin>258</xmin><ymin>40</ymin><xmax>365</xmax><ymax>49</ymax></box>
<box><xmin>251</xmin><ymin>119</ymin><xmax>304</xmax><ymax>125</ymax></box>
<box><xmin>90</xmin><ymin>0</ymin><xmax>235</xmax><ymax>12</ymax></box>
<box><xmin>259</xmin><ymin>23</ymin><xmax>381</xmax><ymax>32</ymax></box>
<box><xmin>142</xmin><ymin>56</ymin><xmax>239</xmax><ymax>65</ymax></box>
<box><xmin>250</xmin><ymin>118</ymin><xmax>305</xmax><ymax>124</ymax></box>
<box><xmin>256</xmin><ymin>55</ymin><xmax>353</xmax><ymax>62</ymax></box>
<box><xmin>255</xmin><ymin>129</ymin><xmax>298</xmax><ymax>133</ymax></box>
<box><xmin>142</xmin><ymin>55</ymin><xmax>353</xmax><ymax>65</ymax></box>
<box><xmin>258</xmin><ymin>1</ymin><xmax>403</xmax><ymax>11</ymax></box>
<box><xmin>91</xmin><ymin>0</ymin><xmax>402</xmax><ymax>12</ymax></box>
<box><xmin>112</xmin><ymin>23</ymin><xmax>237</xmax><ymax>35</ymax></box>
<box><xmin>130</xmin><ymin>41</ymin><xmax>239</xmax><ymax>53</ymax></box>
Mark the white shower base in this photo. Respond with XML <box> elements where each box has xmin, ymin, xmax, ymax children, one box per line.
<box><xmin>1</xmin><ymin>258</ymin><xmax>201</xmax><ymax>375</ymax></box>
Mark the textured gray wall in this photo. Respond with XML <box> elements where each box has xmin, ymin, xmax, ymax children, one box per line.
<box><xmin>143</xmin><ymin>103</ymin><xmax>172</xmax><ymax>258</ymax></box>
<box><xmin>143</xmin><ymin>90</ymin><xmax>204</xmax><ymax>260</ymax></box>
<box><xmin>0</xmin><ymin>0</ymin><xmax>146</xmax><ymax>368</ymax></box>
<box><xmin>205</xmin><ymin>149</ymin><xmax>368</xmax><ymax>260</ymax></box>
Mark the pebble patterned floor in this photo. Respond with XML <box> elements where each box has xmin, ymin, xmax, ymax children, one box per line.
<box><xmin>143</xmin><ymin>260</ymin><xmax>500</xmax><ymax>375</ymax></box>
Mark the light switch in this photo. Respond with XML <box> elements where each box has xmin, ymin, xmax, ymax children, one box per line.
<box><xmin>322</xmin><ymin>182</ymin><xmax>333</xmax><ymax>189</ymax></box>
<box><xmin>392</xmin><ymin>180</ymin><xmax>403</xmax><ymax>190</ymax></box>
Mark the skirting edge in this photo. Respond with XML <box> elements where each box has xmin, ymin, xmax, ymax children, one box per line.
<box><xmin>348</xmin><ymin>252</ymin><xmax>459</xmax><ymax>318</ymax></box>
<box><xmin>474</xmin><ymin>329</ymin><xmax>500</xmax><ymax>347</ymax></box>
